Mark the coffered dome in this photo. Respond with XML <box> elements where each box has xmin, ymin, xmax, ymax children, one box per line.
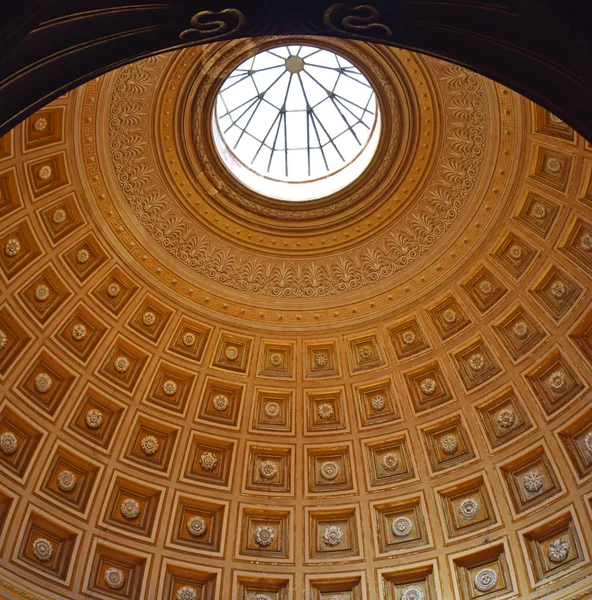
<box><xmin>0</xmin><ymin>35</ymin><xmax>591</xmax><ymax>600</ymax></box>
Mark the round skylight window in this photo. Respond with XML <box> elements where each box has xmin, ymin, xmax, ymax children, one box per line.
<box><xmin>212</xmin><ymin>44</ymin><xmax>380</xmax><ymax>202</ymax></box>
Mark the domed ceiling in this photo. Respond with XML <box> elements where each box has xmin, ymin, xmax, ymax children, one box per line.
<box><xmin>0</xmin><ymin>36</ymin><xmax>591</xmax><ymax>600</ymax></box>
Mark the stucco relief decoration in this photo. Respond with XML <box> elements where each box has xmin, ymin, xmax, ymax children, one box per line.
<box><xmin>439</xmin><ymin>433</ymin><xmax>459</xmax><ymax>455</ymax></box>
<box><xmin>4</xmin><ymin>239</ymin><xmax>20</xmax><ymax>257</ymax></box>
<box><xmin>37</xmin><ymin>165</ymin><xmax>52</xmax><ymax>180</ymax></box>
<box><xmin>32</xmin><ymin>538</ymin><xmax>53</xmax><ymax>562</ymax></box>
<box><xmin>443</xmin><ymin>309</ymin><xmax>457</xmax><ymax>324</ymax></box>
<box><xmin>458</xmin><ymin>497</ymin><xmax>480</xmax><ymax>521</ymax></box>
<box><xmin>551</xmin><ymin>281</ymin><xmax>567</xmax><ymax>299</ymax></box>
<box><xmin>546</xmin><ymin>157</ymin><xmax>562</xmax><ymax>173</ymax></box>
<box><xmin>391</xmin><ymin>516</ymin><xmax>413</xmax><ymax>537</ymax></box>
<box><xmin>179</xmin><ymin>8</ymin><xmax>246</xmax><ymax>43</ymax></box>
<box><xmin>264</xmin><ymin>402</ymin><xmax>280</xmax><ymax>418</ymax></box>
<box><xmin>0</xmin><ymin>431</ymin><xmax>18</xmax><ymax>455</ymax></box>
<box><xmin>182</xmin><ymin>332</ymin><xmax>195</xmax><ymax>346</ymax></box>
<box><xmin>548</xmin><ymin>538</ymin><xmax>569</xmax><ymax>563</ymax></box>
<box><xmin>225</xmin><ymin>346</ymin><xmax>239</xmax><ymax>361</ymax></box>
<box><xmin>584</xmin><ymin>431</ymin><xmax>592</xmax><ymax>454</ymax></box>
<box><xmin>120</xmin><ymin>498</ymin><xmax>141</xmax><ymax>520</ymax></box>
<box><xmin>176</xmin><ymin>586</ymin><xmax>198</xmax><ymax>600</ymax></box>
<box><xmin>34</xmin><ymin>372</ymin><xmax>52</xmax><ymax>394</ymax></box>
<box><xmin>104</xmin><ymin>567</ymin><xmax>125</xmax><ymax>590</ymax></box>
<box><xmin>107</xmin><ymin>55</ymin><xmax>486</xmax><ymax>299</ymax></box>
<box><xmin>186</xmin><ymin>515</ymin><xmax>207</xmax><ymax>537</ymax></box>
<box><xmin>76</xmin><ymin>248</ymin><xmax>90</xmax><ymax>264</ymax></box>
<box><xmin>141</xmin><ymin>435</ymin><xmax>159</xmax><ymax>455</ymax></box>
<box><xmin>212</xmin><ymin>394</ymin><xmax>229</xmax><ymax>411</ymax></box>
<box><xmin>322</xmin><ymin>524</ymin><xmax>344</xmax><ymax>546</ymax></box>
<box><xmin>402</xmin><ymin>331</ymin><xmax>416</xmax><ymax>345</ymax></box>
<box><xmin>71</xmin><ymin>324</ymin><xmax>87</xmax><ymax>341</ymax></box>
<box><xmin>253</xmin><ymin>524</ymin><xmax>275</xmax><ymax>547</ymax></box>
<box><xmin>401</xmin><ymin>586</ymin><xmax>423</xmax><ymax>600</ymax></box>
<box><xmin>33</xmin><ymin>117</ymin><xmax>47</xmax><ymax>132</ymax></box>
<box><xmin>315</xmin><ymin>353</ymin><xmax>329</xmax><ymax>367</ymax></box>
<box><xmin>0</xmin><ymin>330</ymin><xmax>7</xmax><ymax>349</ymax></box>
<box><xmin>509</xmin><ymin>244</ymin><xmax>523</xmax><ymax>260</ymax></box>
<box><xmin>547</xmin><ymin>370</ymin><xmax>567</xmax><ymax>393</ymax></box>
<box><xmin>512</xmin><ymin>322</ymin><xmax>529</xmax><ymax>339</ymax></box>
<box><xmin>317</xmin><ymin>403</ymin><xmax>334</xmax><ymax>420</ymax></box>
<box><xmin>323</xmin><ymin>4</ymin><xmax>393</xmax><ymax>39</ymax></box>
<box><xmin>85</xmin><ymin>408</ymin><xmax>103</xmax><ymax>429</ymax></box>
<box><xmin>142</xmin><ymin>311</ymin><xmax>156</xmax><ymax>326</ymax></box>
<box><xmin>523</xmin><ymin>469</ymin><xmax>545</xmax><ymax>493</ymax></box>
<box><xmin>370</xmin><ymin>394</ymin><xmax>386</xmax><ymax>411</ymax></box>
<box><xmin>114</xmin><ymin>356</ymin><xmax>130</xmax><ymax>373</ymax></box>
<box><xmin>107</xmin><ymin>282</ymin><xmax>120</xmax><ymax>297</ymax></box>
<box><xmin>581</xmin><ymin>233</ymin><xmax>592</xmax><ymax>251</ymax></box>
<box><xmin>34</xmin><ymin>284</ymin><xmax>49</xmax><ymax>302</ymax></box>
<box><xmin>199</xmin><ymin>451</ymin><xmax>218</xmax><ymax>471</ymax></box>
<box><xmin>52</xmin><ymin>209</ymin><xmax>66</xmax><ymax>224</ymax></box>
<box><xmin>421</xmin><ymin>378</ymin><xmax>437</xmax><ymax>395</ymax></box>
<box><xmin>259</xmin><ymin>460</ymin><xmax>278</xmax><ymax>480</ymax></box>
<box><xmin>57</xmin><ymin>470</ymin><xmax>77</xmax><ymax>492</ymax></box>
<box><xmin>468</xmin><ymin>353</ymin><xmax>486</xmax><ymax>372</ymax></box>
<box><xmin>359</xmin><ymin>344</ymin><xmax>373</xmax><ymax>359</ymax></box>
<box><xmin>531</xmin><ymin>203</ymin><xmax>547</xmax><ymax>219</ymax></box>
<box><xmin>320</xmin><ymin>461</ymin><xmax>340</xmax><ymax>480</ymax></box>
<box><xmin>162</xmin><ymin>380</ymin><xmax>177</xmax><ymax>396</ymax></box>
<box><xmin>381</xmin><ymin>452</ymin><xmax>399</xmax><ymax>471</ymax></box>
<box><xmin>474</xmin><ymin>568</ymin><xmax>498</xmax><ymax>592</ymax></box>
<box><xmin>269</xmin><ymin>352</ymin><xmax>283</xmax><ymax>367</ymax></box>
<box><xmin>496</xmin><ymin>407</ymin><xmax>516</xmax><ymax>429</ymax></box>
<box><xmin>479</xmin><ymin>280</ymin><xmax>493</xmax><ymax>294</ymax></box>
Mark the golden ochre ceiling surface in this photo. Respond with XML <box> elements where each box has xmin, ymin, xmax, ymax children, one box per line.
<box><xmin>0</xmin><ymin>36</ymin><xmax>591</xmax><ymax>600</ymax></box>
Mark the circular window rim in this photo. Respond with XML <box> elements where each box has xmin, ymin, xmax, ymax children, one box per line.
<box><xmin>186</xmin><ymin>36</ymin><xmax>408</xmax><ymax>222</ymax></box>
<box><xmin>211</xmin><ymin>43</ymin><xmax>382</xmax><ymax>201</ymax></box>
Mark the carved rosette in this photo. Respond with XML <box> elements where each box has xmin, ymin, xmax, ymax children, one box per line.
<box><xmin>320</xmin><ymin>461</ymin><xmax>340</xmax><ymax>481</ymax></box>
<box><xmin>140</xmin><ymin>435</ymin><xmax>159</xmax><ymax>456</ymax></box>
<box><xmin>420</xmin><ymin>378</ymin><xmax>437</xmax><ymax>395</ymax></box>
<box><xmin>104</xmin><ymin>567</ymin><xmax>125</xmax><ymax>589</ymax></box>
<box><xmin>548</xmin><ymin>538</ymin><xmax>569</xmax><ymax>563</ymax></box>
<box><xmin>176</xmin><ymin>586</ymin><xmax>198</xmax><ymax>600</ymax></box>
<box><xmin>391</xmin><ymin>516</ymin><xmax>413</xmax><ymax>537</ymax></box>
<box><xmin>259</xmin><ymin>460</ymin><xmax>278</xmax><ymax>480</ymax></box>
<box><xmin>85</xmin><ymin>408</ymin><xmax>103</xmax><ymax>429</ymax></box>
<box><xmin>401</xmin><ymin>586</ymin><xmax>423</xmax><ymax>600</ymax></box>
<box><xmin>317</xmin><ymin>403</ymin><xmax>334</xmax><ymax>420</ymax></box>
<box><xmin>523</xmin><ymin>470</ymin><xmax>545</xmax><ymax>493</ymax></box>
<box><xmin>474</xmin><ymin>568</ymin><xmax>498</xmax><ymax>592</ymax></box>
<box><xmin>457</xmin><ymin>497</ymin><xmax>480</xmax><ymax>521</ymax></box>
<box><xmin>162</xmin><ymin>380</ymin><xmax>177</xmax><ymax>396</ymax></box>
<box><xmin>370</xmin><ymin>394</ymin><xmax>386</xmax><ymax>411</ymax></box>
<box><xmin>32</xmin><ymin>538</ymin><xmax>53</xmax><ymax>562</ymax></box>
<box><xmin>381</xmin><ymin>452</ymin><xmax>399</xmax><ymax>471</ymax></box>
<box><xmin>120</xmin><ymin>498</ymin><xmax>141</xmax><ymax>520</ymax></box>
<box><xmin>496</xmin><ymin>408</ymin><xmax>516</xmax><ymax>429</ymax></box>
<box><xmin>253</xmin><ymin>524</ymin><xmax>275</xmax><ymax>547</ymax></box>
<box><xmin>34</xmin><ymin>372</ymin><xmax>52</xmax><ymax>393</ymax></box>
<box><xmin>186</xmin><ymin>515</ymin><xmax>207</xmax><ymax>537</ymax></box>
<box><xmin>439</xmin><ymin>434</ymin><xmax>459</xmax><ymax>455</ymax></box>
<box><xmin>57</xmin><ymin>470</ymin><xmax>77</xmax><ymax>492</ymax></box>
<box><xmin>212</xmin><ymin>394</ymin><xmax>229</xmax><ymax>411</ymax></box>
<box><xmin>322</xmin><ymin>525</ymin><xmax>344</xmax><ymax>547</ymax></box>
<box><xmin>199</xmin><ymin>451</ymin><xmax>217</xmax><ymax>471</ymax></box>
<box><xmin>71</xmin><ymin>324</ymin><xmax>87</xmax><ymax>341</ymax></box>
<box><xmin>0</xmin><ymin>431</ymin><xmax>18</xmax><ymax>455</ymax></box>
<box><xmin>114</xmin><ymin>356</ymin><xmax>129</xmax><ymax>373</ymax></box>
<box><xmin>264</xmin><ymin>402</ymin><xmax>280</xmax><ymax>418</ymax></box>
